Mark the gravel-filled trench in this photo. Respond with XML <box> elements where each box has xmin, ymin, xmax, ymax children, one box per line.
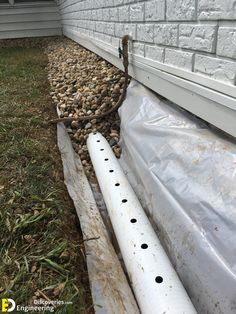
<box><xmin>45</xmin><ymin>37</ymin><xmax>126</xmax><ymax>180</ymax></box>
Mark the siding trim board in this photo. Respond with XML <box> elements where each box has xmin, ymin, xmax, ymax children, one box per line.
<box><xmin>0</xmin><ymin>7</ymin><xmax>59</xmax><ymax>15</ymax></box>
<box><xmin>0</xmin><ymin>21</ymin><xmax>61</xmax><ymax>31</ymax></box>
<box><xmin>0</xmin><ymin>1</ymin><xmax>56</xmax><ymax>8</ymax></box>
<box><xmin>134</xmin><ymin>51</ymin><xmax>236</xmax><ymax>99</ymax></box>
<box><xmin>0</xmin><ymin>28</ymin><xmax>61</xmax><ymax>39</ymax></box>
<box><xmin>0</xmin><ymin>13</ymin><xmax>60</xmax><ymax>23</ymax></box>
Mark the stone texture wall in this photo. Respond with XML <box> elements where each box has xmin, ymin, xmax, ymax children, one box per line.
<box><xmin>58</xmin><ymin>0</ymin><xmax>236</xmax><ymax>86</ymax></box>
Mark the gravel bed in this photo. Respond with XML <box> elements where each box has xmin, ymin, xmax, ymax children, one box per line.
<box><xmin>45</xmin><ymin>38</ymin><xmax>126</xmax><ymax>179</ymax></box>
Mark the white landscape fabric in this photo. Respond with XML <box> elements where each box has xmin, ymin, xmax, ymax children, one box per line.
<box><xmin>57</xmin><ymin>122</ymin><xmax>140</xmax><ymax>314</ymax></box>
<box><xmin>119</xmin><ymin>80</ymin><xmax>236</xmax><ymax>314</ymax></box>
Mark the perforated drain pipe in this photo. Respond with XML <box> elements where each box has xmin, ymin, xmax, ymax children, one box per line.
<box><xmin>87</xmin><ymin>132</ymin><xmax>197</xmax><ymax>314</ymax></box>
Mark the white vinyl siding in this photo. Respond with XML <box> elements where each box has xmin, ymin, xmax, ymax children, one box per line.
<box><xmin>0</xmin><ymin>1</ymin><xmax>62</xmax><ymax>39</ymax></box>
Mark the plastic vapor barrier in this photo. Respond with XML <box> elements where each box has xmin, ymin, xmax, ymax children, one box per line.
<box><xmin>119</xmin><ymin>80</ymin><xmax>236</xmax><ymax>314</ymax></box>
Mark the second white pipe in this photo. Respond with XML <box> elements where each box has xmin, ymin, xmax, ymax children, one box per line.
<box><xmin>87</xmin><ymin>132</ymin><xmax>197</xmax><ymax>314</ymax></box>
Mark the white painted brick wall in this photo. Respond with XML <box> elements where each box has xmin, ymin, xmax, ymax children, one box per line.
<box><xmin>124</xmin><ymin>24</ymin><xmax>137</xmax><ymax>40</ymax></box>
<box><xmin>115</xmin><ymin>23</ymin><xmax>124</xmax><ymax>37</ymax></box>
<box><xmin>130</xmin><ymin>3</ymin><xmax>145</xmax><ymax>21</ymax></box>
<box><xmin>132</xmin><ymin>42</ymin><xmax>145</xmax><ymax>56</ymax></box>
<box><xmin>145</xmin><ymin>44</ymin><xmax>164</xmax><ymax>62</ymax></box>
<box><xmin>110</xmin><ymin>8</ymin><xmax>118</xmax><ymax>21</ymax></box>
<box><xmin>179</xmin><ymin>24</ymin><xmax>217</xmax><ymax>52</ymax></box>
<box><xmin>154</xmin><ymin>24</ymin><xmax>178</xmax><ymax>46</ymax></box>
<box><xmin>145</xmin><ymin>0</ymin><xmax>165</xmax><ymax>21</ymax></box>
<box><xmin>165</xmin><ymin>49</ymin><xmax>194</xmax><ymax>71</ymax></box>
<box><xmin>217</xmin><ymin>27</ymin><xmax>236</xmax><ymax>58</ymax></box>
<box><xmin>198</xmin><ymin>0</ymin><xmax>236</xmax><ymax>20</ymax></box>
<box><xmin>58</xmin><ymin>0</ymin><xmax>236</xmax><ymax>86</ymax></box>
<box><xmin>118</xmin><ymin>6</ymin><xmax>129</xmax><ymax>22</ymax></box>
<box><xmin>166</xmin><ymin>0</ymin><xmax>196</xmax><ymax>20</ymax></box>
<box><xmin>137</xmin><ymin>24</ymin><xmax>154</xmax><ymax>43</ymax></box>
<box><xmin>195</xmin><ymin>55</ymin><xmax>236</xmax><ymax>84</ymax></box>
<box><xmin>105</xmin><ymin>23</ymin><xmax>115</xmax><ymax>36</ymax></box>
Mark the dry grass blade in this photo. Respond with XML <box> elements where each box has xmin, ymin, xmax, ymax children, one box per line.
<box><xmin>0</xmin><ymin>39</ymin><xmax>93</xmax><ymax>313</ymax></box>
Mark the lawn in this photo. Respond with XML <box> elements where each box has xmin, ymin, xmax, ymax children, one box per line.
<box><xmin>0</xmin><ymin>44</ymin><xmax>93</xmax><ymax>313</ymax></box>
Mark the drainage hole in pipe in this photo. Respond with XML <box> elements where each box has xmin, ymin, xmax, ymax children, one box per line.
<box><xmin>109</xmin><ymin>170</ymin><xmax>114</xmax><ymax>173</ymax></box>
<box><xmin>104</xmin><ymin>158</ymin><xmax>109</xmax><ymax>161</ymax></box>
<box><xmin>141</xmin><ymin>243</ymin><xmax>148</xmax><ymax>249</ymax></box>
<box><xmin>130</xmin><ymin>218</ymin><xmax>137</xmax><ymax>223</ymax></box>
<box><xmin>122</xmin><ymin>199</ymin><xmax>127</xmax><ymax>203</ymax></box>
<box><xmin>155</xmin><ymin>276</ymin><xmax>163</xmax><ymax>283</ymax></box>
<box><xmin>100</xmin><ymin>149</ymin><xmax>104</xmax><ymax>151</ymax></box>
<box><xmin>115</xmin><ymin>183</ymin><xmax>120</xmax><ymax>186</ymax></box>
<box><xmin>97</xmin><ymin>140</ymin><xmax>100</xmax><ymax>142</ymax></box>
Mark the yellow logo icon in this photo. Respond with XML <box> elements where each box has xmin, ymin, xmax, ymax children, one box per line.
<box><xmin>1</xmin><ymin>299</ymin><xmax>16</xmax><ymax>313</ymax></box>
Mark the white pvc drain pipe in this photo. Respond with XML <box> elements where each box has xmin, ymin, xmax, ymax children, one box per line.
<box><xmin>87</xmin><ymin>132</ymin><xmax>197</xmax><ymax>314</ymax></box>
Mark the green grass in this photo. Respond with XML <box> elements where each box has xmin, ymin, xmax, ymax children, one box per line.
<box><xmin>0</xmin><ymin>45</ymin><xmax>93</xmax><ymax>313</ymax></box>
